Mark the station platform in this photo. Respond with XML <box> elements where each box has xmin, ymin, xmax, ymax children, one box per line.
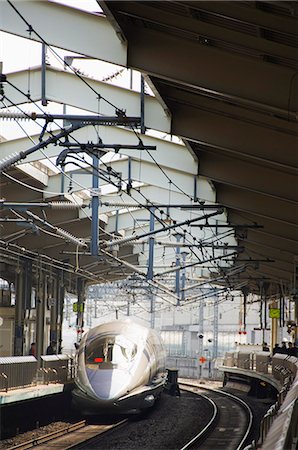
<box><xmin>0</xmin><ymin>382</ymin><xmax>72</xmax><ymax>406</ymax></box>
<box><xmin>218</xmin><ymin>365</ymin><xmax>281</xmax><ymax>392</ymax></box>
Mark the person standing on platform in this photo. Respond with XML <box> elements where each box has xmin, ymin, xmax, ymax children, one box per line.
<box><xmin>262</xmin><ymin>342</ymin><xmax>270</xmax><ymax>351</ymax></box>
<box><xmin>29</xmin><ymin>342</ymin><xmax>36</xmax><ymax>357</ymax></box>
<box><xmin>46</xmin><ymin>340</ymin><xmax>57</xmax><ymax>355</ymax></box>
<box><xmin>272</xmin><ymin>343</ymin><xmax>281</xmax><ymax>355</ymax></box>
<box><xmin>280</xmin><ymin>340</ymin><xmax>288</xmax><ymax>354</ymax></box>
<box><xmin>287</xmin><ymin>342</ymin><xmax>298</xmax><ymax>357</ymax></box>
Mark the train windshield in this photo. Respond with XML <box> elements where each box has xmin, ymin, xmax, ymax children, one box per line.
<box><xmin>85</xmin><ymin>334</ymin><xmax>137</xmax><ymax>369</ymax></box>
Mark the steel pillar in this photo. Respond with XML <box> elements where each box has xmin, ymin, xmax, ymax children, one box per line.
<box><xmin>213</xmin><ymin>295</ymin><xmax>219</xmax><ymax>359</ymax></box>
<box><xmin>181</xmin><ymin>251</ymin><xmax>187</xmax><ymax>302</ymax></box>
<box><xmin>175</xmin><ymin>234</ymin><xmax>182</xmax><ymax>304</ymax></box>
<box><xmin>76</xmin><ymin>278</ymin><xmax>85</xmax><ymax>343</ymax></box>
<box><xmin>91</xmin><ymin>153</ymin><xmax>99</xmax><ymax>256</ymax></box>
<box><xmin>146</xmin><ymin>208</ymin><xmax>155</xmax><ymax>281</ymax></box>
<box><xmin>49</xmin><ymin>276</ymin><xmax>58</xmax><ymax>348</ymax></box>
<box><xmin>150</xmin><ymin>293</ymin><xmax>155</xmax><ymax>329</ymax></box>
<box><xmin>56</xmin><ymin>271</ymin><xmax>65</xmax><ymax>351</ymax></box>
<box><xmin>41</xmin><ymin>42</ymin><xmax>47</xmax><ymax>106</ymax></box>
<box><xmin>14</xmin><ymin>268</ymin><xmax>24</xmax><ymax>355</ymax></box>
<box><xmin>36</xmin><ymin>271</ymin><xmax>46</xmax><ymax>360</ymax></box>
<box><xmin>198</xmin><ymin>300</ymin><xmax>204</xmax><ymax>379</ymax></box>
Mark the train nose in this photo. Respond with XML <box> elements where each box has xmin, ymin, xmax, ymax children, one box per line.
<box><xmin>88</xmin><ymin>368</ymin><xmax>131</xmax><ymax>400</ymax></box>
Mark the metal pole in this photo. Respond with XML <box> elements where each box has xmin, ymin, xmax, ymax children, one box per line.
<box><xmin>140</xmin><ymin>74</ymin><xmax>145</xmax><ymax>134</ymax></box>
<box><xmin>36</xmin><ymin>271</ymin><xmax>46</xmax><ymax>361</ymax></box>
<box><xmin>14</xmin><ymin>268</ymin><xmax>24</xmax><ymax>355</ymax></box>
<box><xmin>181</xmin><ymin>251</ymin><xmax>187</xmax><ymax>303</ymax></box>
<box><xmin>77</xmin><ymin>278</ymin><xmax>85</xmax><ymax>343</ymax></box>
<box><xmin>194</xmin><ymin>176</ymin><xmax>198</xmax><ymax>202</ymax></box>
<box><xmin>213</xmin><ymin>295</ymin><xmax>219</xmax><ymax>360</ymax></box>
<box><xmin>150</xmin><ymin>293</ymin><xmax>155</xmax><ymax>329</ymax></box>
<box><xmin>41</xmin><ymin>42</ymin><xmax>47</xmax><ymax>106</ymax></box>
<box><xmin>198</xmin><ymin>301</ymin><xmax>204</xmax><ymax>379</ymax></box>
<box><xmin>175</xmin><ymin>234</ymin><xmax>181</xmax><ymax>304</ymax></box>
<box><xmin>91</xmin><ymin>153</ymin><xmax>99</xmax><ymax>256</ymax></box>
<box><xmin>146</xmin><ymin>207</ymin><xmax>155</xmax><ymax>280</ymax></box>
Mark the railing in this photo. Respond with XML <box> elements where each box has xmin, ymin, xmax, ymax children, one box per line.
<box><xmin>222</xmin><ymin>351</ymin><xmax>298</xmax><ymax>450</ymax></box>
<box><xmin>0</xmin><ymin>356</ymin><xmax>37</xmax><ymax>391</ymax></box>
<box><xmin>0</xmin><ymin>354</ymin><xmax>74</xmax><ymax>392</ymax></box>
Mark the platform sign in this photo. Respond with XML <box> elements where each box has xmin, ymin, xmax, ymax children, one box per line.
<box><xmin>269</xmin><ymin>308</ymin><xmax>280</xmax><ymax>319</ymax></box>
<box><xmin>199</xmin><ymin>356</ymin><xmax>207</xmax><ymax>364</ymax></box>
<box><xmin>73</xmin><ymin>302</ymin><xmax>84</xmax><ymax>313</ymax></box>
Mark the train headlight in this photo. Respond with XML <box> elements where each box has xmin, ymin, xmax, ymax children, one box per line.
<box><xmin>144</xmin><ymin>394</ymin><xmax>155</xmax><ymax>406</ymax></box>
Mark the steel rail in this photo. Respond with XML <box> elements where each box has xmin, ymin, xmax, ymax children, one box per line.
<box><xmin>8</xmin><ymin>420</ymin><xmax>87</xmax><ymax>450</ymax></box>
<box><xmin>179</xmin><ymin>388</ymin><xmax>218</xmax><ymax>450</ymax></box>
<box><xmin>7</xmin><ymin>419</ymin><xmax>129</xmax><ymax>450</ymax></box>
<box><xmin>179</xmin><ymin>381</ymin><xmax>254</xmax><ymax>450</ymax></box>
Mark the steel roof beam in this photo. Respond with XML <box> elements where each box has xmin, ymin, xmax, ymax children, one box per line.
<box><xmin>0</xmin><ymin>0</ymin><xmax>127</xmax><ymax>65</ymax></box>
<box><xmin>216</xmin><ymin>184</ymin><xmax>298</xmax><ymax>227</ymax></box>
<box><xmin>104</xmin><ymin>1</ymin><xmax>297</xmax><ymax>63</ymax></box>
<box><xmin>195</xmin><ymin>151</ymin><xmax>297</xmax><ymax>204</ymax></box>
<box><xmin>4</xmin><ymin>67</ymin><xmax>171</xmax><ymax>133</ymax></box>
<box><xmin>116</xmin><ymin>24</ymin><xmax>297</xmax><ymax>114</ymax></box>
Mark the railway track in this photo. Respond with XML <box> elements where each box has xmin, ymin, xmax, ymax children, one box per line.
<box><xmin>180</xmin><ymin>382</ymin><xmax>253</xmax><ymax>450</ymax></box>
<box><xmin>6</xmin><ymin>382</ymin><xmax>254</xmax><ymax>450</ymax></box>
<box><xmin>7</xmin><ymin>419</ymin><xmax>128</xmax><ymax>450</ymax></box>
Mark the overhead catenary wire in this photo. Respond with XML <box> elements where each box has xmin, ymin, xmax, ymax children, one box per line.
<box><xmin>0</xmin><ymin>40</ymin><xmax>241</xmax><ymax>290</ymax></box>
<box><xmin>3</xmin><ymin>81</ymin><xmax>227</xmax><ymax>265</ymax></box>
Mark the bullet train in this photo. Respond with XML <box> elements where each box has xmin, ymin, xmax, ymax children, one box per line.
<box><xmin>72</xmin><ymin>319</ymin><xmax>167</xmax><ymax>414</ymax></box>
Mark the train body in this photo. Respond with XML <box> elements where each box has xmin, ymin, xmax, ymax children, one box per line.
<box><xmin>72</xmin><ymin>319</ymin><xmax>167</xmax><ymax>414</ymax></box>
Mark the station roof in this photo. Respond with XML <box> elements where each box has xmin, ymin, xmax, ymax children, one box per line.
<box><xmin>100</xmin><ymin>0</ymin><xmax>298</xmax><ymax>296</ymax></box>
<box><xmin>0</xmin><ymin>0</ymin><xmax>297</xmax><ymax>301</ymax></box>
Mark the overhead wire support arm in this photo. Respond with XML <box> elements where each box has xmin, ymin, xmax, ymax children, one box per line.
<box><xmin>106</xmin><ymin>209</ymin><xmax>224</xmax><ymax>248</ymax></box>
<box><xmin>101</xmin><ymin>201</ymin><xmax>224</xmax><ymax>210</ymax></box>
<box><xmin>0</xmin><ymin>111</ymin><xmax>141</xmax><ymax>127</ymax></box>
<box><xmin>59</xmin><ymin>142</ymin><xmax>157</xmax><ymax>152</ymax></box>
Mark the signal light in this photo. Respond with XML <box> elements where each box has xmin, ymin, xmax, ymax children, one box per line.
<box><xmin>94</xmin><ymin>357</ymin><xmax>103</xmax><ymax>363</ymax></box>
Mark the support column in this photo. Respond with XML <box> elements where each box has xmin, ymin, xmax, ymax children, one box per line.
<box><xmin>174</xmin><ymin>233</ymin><xmax>182</xmax><ymax>305</ymax></box>
<box><xmin>150</xmin><ymin>292</ymin><xmax>155</xmax><ymax>329</ymax></box>
<box><xmin>197</xmin><ymin>300</ymin><xmax>204</xmax><ymax>379</ymax></box>
<box><xmin>14</xmin><ymin>267</ymin><xmax>24</xmax><ymax>355</ymax></box>
<box><xmin>41</xmin><ymin>42</ymin><xmax>48</xmax><ymax>106</ymax></box>
<box><xmin>36</xmin><ymin>270</ymin><xmax>46</xmax><ymax>360</ymax></box>
<box><xmin>76</xmin><ymin>278</ymin><xmax>85</xmax><ymax>343</ymax></box>
<box><xmin>91</xmin><ymin>153</ymin><xmax>99</xmax><ymax>256</ymax></box>
<box><xmin>57</xmin><ymin>273</ymin><xmax>65</xmax><ymax>350</ymax></box>
<box><xmin>146</xmin><ymin>208</ymin><xmax>155</xmax><ymax>281</ymax></box>
<box><xmin>213</xmin><ymin>295</ymin><xmax>219</xmax><ymax>359</ymax></box>
<box><xmin>49</xmin><ymin>275</ymin><xmax>58</xmax><ymax>350</ymax></box>
<box><xmin>23</xmin><ymin>260</ymin><xmax>33</xmax><ymax>354</ymax></box>
<box><xmin>181</xmin><ymin>251</ymin><xmax>188</xmax><ymax>303</ymax></box>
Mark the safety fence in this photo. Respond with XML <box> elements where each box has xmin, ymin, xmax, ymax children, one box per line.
<box><xmin>223</xmin><ymin>351</ymin><xmax>298</xmax><ymax>450</ymax></box>
<box><xmin>0</xmin><ymin>354</ymin><xmax>75</xmax><ymax>392</ymax></box>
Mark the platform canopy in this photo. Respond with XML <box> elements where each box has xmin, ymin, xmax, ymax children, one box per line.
<box><xmin>0</xmin><ymin>0</ymin><xmax>297</xmax><ymax>302</ymax></box>
<box><xmin>100</xmin><ymin>0</ymin><xmax>298</xmax><ymax>297</ymax></box>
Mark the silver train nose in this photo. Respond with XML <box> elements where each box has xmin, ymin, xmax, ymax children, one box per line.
<box><xmin>88</xmin><ymin>368</ymin><xmax>132</xmax><ymax>400</ymax></box>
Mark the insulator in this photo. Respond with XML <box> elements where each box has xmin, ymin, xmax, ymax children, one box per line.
<box><xmin>50</xmin><ymin>202</ymin><xmax>79</xmax><ymax>210</ymax></box>
<box><xmin>101</xmin><ymin>201</ymin><xmax>139</xmax><ymax>208</ymax></box>
<box><xmin>0</xmin><ymin>152</ymin><xmax>23</xmax><ymax>172</ymax></box>
<box><xmin>56</xmin><ymin>227</ymin><xmax>87</xmax><ymax>248</ymax></box>
<box><xmin>0</xmin><ymin>111</ymin><xmax>33</xmax><ymax>121</ymax></box>
<box><xmin>105</xmin><ymin>234</ymin><xmax>141</xmax><ymax>247</ymax></box>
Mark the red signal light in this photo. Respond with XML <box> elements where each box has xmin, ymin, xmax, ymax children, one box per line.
<box><xmin>94</xmin><ymin>357</ymin><xmax>103</xmax><ymax>363</ymax></box>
